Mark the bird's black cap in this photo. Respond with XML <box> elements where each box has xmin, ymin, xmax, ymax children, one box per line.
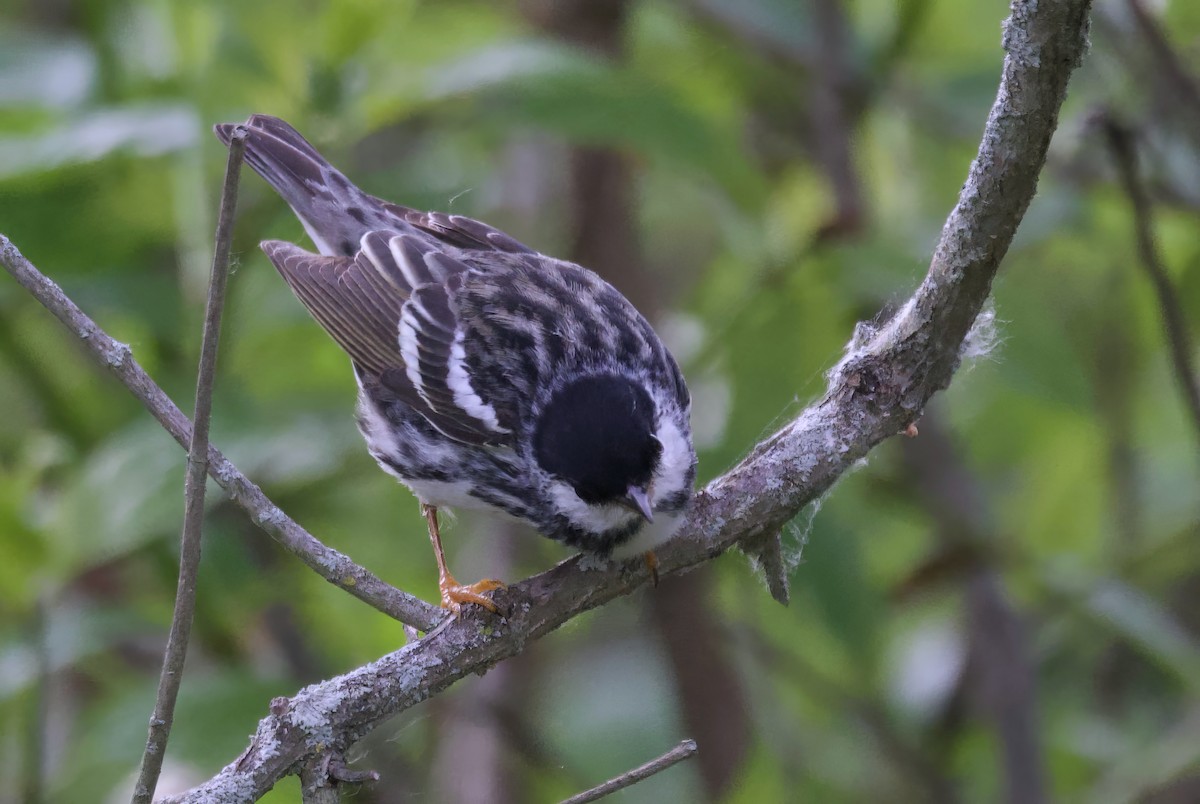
<box><xmin>533</xmin><ymin>375</ymin><xmax>661</xmax><ymax>505</ymax></box>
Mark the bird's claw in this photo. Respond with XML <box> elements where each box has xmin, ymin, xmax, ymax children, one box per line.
<box><xmin>440</xmin><ymin>578</ymin><xmax>505</xmax><ymax>615</ymax></box>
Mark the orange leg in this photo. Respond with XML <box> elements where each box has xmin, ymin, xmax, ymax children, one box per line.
<box><xmin>422</xmin><ymin>504</ymin><xmax>504</xmax><ymax>615</ymax></box>
<box><xmin>644</xmin><ymin>550</ymin><xmax>660</xmax><ymax>587</ymax></box>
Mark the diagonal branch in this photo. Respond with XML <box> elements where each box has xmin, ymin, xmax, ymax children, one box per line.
<box><xmin>135</xmin><ymin>1</ymin><xmax>1091</xmax><ymax>800</ymax></box>
<box><xmin>0</xmin><ymin>240</ymin><xmax>443</xmax><ymax>633</ymax></box>
<box><xmin>130</xmin><ymin>124</ymin><xmax>245</xmax><ymax>804</ymax></box>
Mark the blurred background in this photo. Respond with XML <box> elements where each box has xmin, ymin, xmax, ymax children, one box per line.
<box><xmin>1</xmin><ymin>0</ymin><xmax>1199</xmax><ymax>801</ymax></box>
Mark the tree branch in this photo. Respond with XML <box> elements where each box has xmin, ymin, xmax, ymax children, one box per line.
<box><xmin>0</xmin><ymin>241</ymin><xmax>442</xmax><ymax>633</ymax></box>
<box><xmin>559</xmin><ymin>739</ymin><xmax>699</xmax><ymax>804</ymax></box>
<box><xmin>135</xmin><ymin>1</ymin><xmax>1092</xmax><ymax>800</ymax></box>
<box><xmin>131</xmin><ymin>125</ymin><xmax>245</xmax><ymax>804</ymax></box>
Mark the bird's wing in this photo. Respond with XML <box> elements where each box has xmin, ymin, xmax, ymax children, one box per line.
<box><xmin>385</xmin><ymin>205</ymin><xmax>537</xmax><ymax>255</ymax></box>
<box><xmin>262</xmin><ymin>232</ymin><xmax>515</xmax><ymax>446</ymax></box>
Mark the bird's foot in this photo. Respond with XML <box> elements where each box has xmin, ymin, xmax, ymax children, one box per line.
<box><xmin>440</xmin><ymin>577</ymin><xmax>506</xmax><ymax>615</ymax></box>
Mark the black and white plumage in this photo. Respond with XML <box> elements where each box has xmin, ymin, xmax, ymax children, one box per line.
<box><xmin>214</xmin><ymin>115</ymin><xmax>696</xmax><ymax>559</ymax></box>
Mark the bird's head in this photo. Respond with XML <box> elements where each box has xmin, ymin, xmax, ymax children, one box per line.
<box><xmin>534</xmin><ymin>374</ymin><xmax>676</xmax><ymax>540</ymax></box>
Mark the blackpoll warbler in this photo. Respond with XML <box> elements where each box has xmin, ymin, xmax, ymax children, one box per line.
<box><xmin>215</xmin><ymin>116</ymin><xmax>696</xmax><ymax>613</ymax></box>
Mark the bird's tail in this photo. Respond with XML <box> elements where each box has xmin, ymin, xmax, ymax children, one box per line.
<box><xmin>214</xmin><ymin>115</ymin><xmax>395</xmax><ymax>256</ymax></box>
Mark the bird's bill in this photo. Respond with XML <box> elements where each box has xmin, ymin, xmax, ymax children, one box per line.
<box><xmin>622</xmin><ymin>485</ymin><xmax>655</xmax><ymax>522</ymax></box>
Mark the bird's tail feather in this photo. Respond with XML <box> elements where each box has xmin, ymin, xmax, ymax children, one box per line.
<box><xmin>214</xmin><ymin>114</ymin><xmax>393</xmax><ymax>256</ymax></box>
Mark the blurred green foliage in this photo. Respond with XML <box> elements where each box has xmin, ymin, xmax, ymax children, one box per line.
<box><xmin>1</xmin><ymin>0</ymin><xmax>1199</xmax><ymax>802</ymax></box>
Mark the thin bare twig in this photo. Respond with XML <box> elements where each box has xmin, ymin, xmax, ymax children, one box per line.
<box><xmin>132</xmin><ymin>125</ymin><xmax>245</xmax><ymax>804</ymax></box>
<box><xmin>559</xmin><ymin>740</ymin><xmax>699</xmax><ymax>804</ymax></box>
<box><xmin>0</xmin><ymin>236</ymin><xmax>443</xmax><ymax>632</ymax></box>
<box><xmin>1099</xmin><ymin>115</ymin><xmax>1200</xmax><ymax>450</ymax></box>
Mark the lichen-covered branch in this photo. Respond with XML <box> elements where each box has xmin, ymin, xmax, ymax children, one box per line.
<box><xmin>141</xmin><ymin>1</ymin><xmax>1094</xmax><ymax>799</ymax></box>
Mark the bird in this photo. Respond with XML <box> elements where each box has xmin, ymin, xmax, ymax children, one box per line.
<box><xmin>214</xmin><ymin>115</ymin><xmax>696</xmax><ymax>614</ymax></box>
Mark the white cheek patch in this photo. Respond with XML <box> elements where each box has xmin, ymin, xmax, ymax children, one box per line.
<box><xmin>548</xmin><ymin>480</ymin><xmax>636</xmax><ymax>534</ymax></box>
<box><xmin>447</xmin><ymin>329</ymin><xmax>507</xmax><ymax>433</ymax></box>
<box><xmin>652</xmin><ymin>414</ymin><xmax>693</xmax><ymax>501</ymax></box>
